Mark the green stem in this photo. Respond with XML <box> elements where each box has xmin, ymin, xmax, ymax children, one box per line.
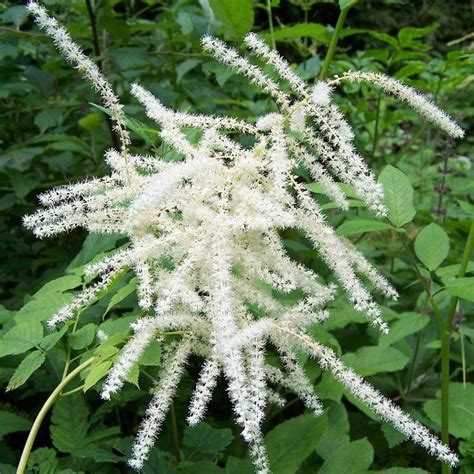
<box><xmin>371</xmin><ymin>91</ymin><xmax>382</xmax><ymax>159</ymax></box>
<box><xmin>266</xmin><ymin>0</ymin><xmax>276</xmax><ymax>50</ymax></box>
<box><xmin>17</xmin><ymin>357</ymin><xmax>95</xmax><ymax>474</ymax></box>
<box><xmin>446</xmin><ymin>219</ymin><xmax>474</xmax><ymax>330</ymax></box>
<box><xmin>405</xmin><ymin>331</ymin><xmax>421</xmax><ymax>396</ymax></box>
<box><xmin>441</xmin><ymin>219</ymin><xmax>474</xmax><ymax>473</ymax></box>
<box><xmin>320</xmin><ymin>5</ymin><xmax>352</xmax><ymax>79</ymax></box>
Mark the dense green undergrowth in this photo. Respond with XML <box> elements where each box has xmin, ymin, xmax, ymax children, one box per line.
<box><xmin>0</xmin><ymin>1</ymin><xmax>473</xmax><ymax>473</ymax></box>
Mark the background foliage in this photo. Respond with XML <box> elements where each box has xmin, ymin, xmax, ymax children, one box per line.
<box><xmin>0</xmin><ymin>0</ymin><xmax>473</xmax><ymax>473</ymax></box>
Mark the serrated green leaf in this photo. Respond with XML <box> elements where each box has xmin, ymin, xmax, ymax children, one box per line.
<box><xmin>40</xmin><ymin>325</ymin><xmax>69</xmax><ymax>351</ymax></box>
<box><xmin>0</xmin><ymin>410</ymin><xmax>32</xmax><ymax>437</ymax></box>
<box><xmin>69</xmin><ymin>324</ymin><xmax>96</xmax><ymax>350</ymax></box>
<box><xmin>414</xmin><ymin>223</ymin><xmax>449</xmax><ymax>271</ymax></box>
<box><xmin>183</xmin><ymin>422</ymin><xmax>234</xmax><ymax>455</ymax></box>
<box><xmin>262</xmin><ymin>23</ymin><xmax>330</xmax><ymax>44</ymax></box>
<box><xmin>446</xmin><ymin>277</ymin><xmax>474</xmax><ymax>302</ymax></box>
<box><xmin>140</xmin><ymin>340</ymin><xmax>161</xmax><ymax>366</ymax></box>
<box><xmin>83</xmin><ymin>359</ymin><xmax>113</xmax><ymax>392</ymax></box>
<box><xmin>34</xmin><ymin>275</ymin><xmax>82</xmax><ymax>297</ymax></box>
<box><xmin>342</xmin><ymin>346</ymin><xmax>409</xmax><ymax>376</ymax></box>
<box><xmin>15</xmin><ymin>292</ymin><xmax>73</xmax><ymax>323</ymax></box>
<box><xmin>104</xmin><ymin>278</ymin><xmax>137</xmax><ymax>315</ymax></box>
<box><xmin>50</xmin><ymin>395</ymin><xmax>89</xmax><ymax>454</ymax></box>
<box><xmin>378</xmin><ymin>165</ymin><xmax>416</xmax><ymax>227</ymax></box>
<box><xmin>27</xmin><ymin>448</ymin><xmax>58</xmax><ymax>474</ymax></box>
<box><xmin>209</xmin><ymin>0</ymin><xmax>254</xmax><ymax>41</ymax></box>
<box><xmin>320</xmin><ymin>437</ymin><xmax>373</xmax><ymax>474</ymax></box>
<box><xmin>7</xmin><ymin>350</ymin><xmax>45</xmax><ymax>391</ymax></box>
<box><xmin>423</xmin><ymin>383</ymin><xmax>474</xmax><ymax>439</ymax></box>
<box><xmin>336</xmin><ymin>218</ymin><xmax>395</xmax><ymax>236</ymax></box>
<box><xmin>378</xmin><ymin>313</ymin><xmax>430</xmax><ymax>347</ymax></box>
<box><xmin>0</xmin><ymin>321</ymin><xmax>43</xmax><ymax>358</ymax></box>
<box><xmin>265</xmin><ymin>413</ymin><xmax>327</xmax><ymax>474</ymax></box>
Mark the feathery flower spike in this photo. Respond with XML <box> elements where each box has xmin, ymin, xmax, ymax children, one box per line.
<box><xmin>25</xmin><ymin>4</ymin><xmax>463</xmax><ymax>472</ymax></box>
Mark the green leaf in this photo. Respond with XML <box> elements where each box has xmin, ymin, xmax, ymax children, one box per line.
<box><xmin>67</xmin><ymin>233</ymin><xmax>122</xmax><ymax>270</ymax></box>
<box><xmin>378</xmin><ymin>165</ymin><xmax>416</xmax><ymax>227</ymax></box>
<box><xmin>265</xmin><ymin>413</ymin><xmax>327</xmax><ymax>474</ymax></box>
<box><xmin>7</xmin><ymin>350</ymin><xmax>45</xmax><ymax>391</ymax></box>
<box><xmin>34</xmin><ymin>275</ymin><xmax>82</xmax><ymax>297</ymax></box>
<box><xmin>27</xmin><ymin>448</ymin><xmax>58</xmax><ymax>474</ymax></box>
<box><xmin>423</xmin><ymin>383</ymin><xmax>474</xmax><ymax>439</ymax></box>
<box><xmin>336</xmin><ymin>218</ymin><xmax>395</xmax><ymax>236</ymax></box>
<box><xmin>378</xmin><ymin>313</ymin><xmax>430</xmax><ymax>347</ymax></box>
<box><xmin>176</xmin><ymin>59</ymin><xmax>202</xmax><ymax>84</ymax></box>
<box><xmin>342</xmin><ymin>346</ymin><xmax>409</xmax><ymax>376</ymax></box>
<box><xmin>398</xmin><ymin>25</ymin><xmax>437</xmax><ymax>48</ymax></box>
<box><xmin>381</xmin><ymin>423</ymin><xmax>405</xmax><ymax>448</ymax></box>
<box><xmin>414</xmin><ymin>223</ymin><xmax>449</xmax><ymax>271</ymax></box>
<box><xmin>0</xmin><ymin>410</ymin><xmax>32</xmax><ymax>438</ymax></box>
<box><xmin>83</xmin><ymin>359</ymin><xmax>113</xmax><ymax>392</ymax></box>
<box><xmin>209</xmin><ymin>0</ymin><xmax>254</xmax><ymax>41</ymax></box>
<box><xmin>262</xmin><ymin>23</ymin><xmax>330</xmax><ymax>44</ymax></box>
<box><xmin>0</xmin><ymin>321</ymin><xmax>43</xmax><ymax>358</ymax></box>
<box><xmin>50</xmin><ymin>395</ymin><xmax>89</xmax><ymax>454</ymax></box>
<box><xmin>105</xmin><ymin>277</ymin><xmax>137</xmax><ymax>315</ymax></box>
<box><xmin>15</xmin><ymin>292</ymin><xmax>73</xmax><ymax>323</ymax></box>
<box><xmin>226</xmin><ymin>457</ymin><xmax>254</xmax><ymax>473</ymax></box>
<box><xmin>40</xmin><ymin>325</ymin><xmax>69</xmax><ymax>351</ymax></box>
<box><xmin>34</xmin><ymin>108</ymin><xmax>63</xmax><ymax>133</ymax></box>
<box><xmin>446</xmin><ymin>277</ymin><xmax>474</xmax><ymax>302</ymax></box>
<box><xmin>69</xmin><ymin>324</ymin><xmax>96</xmax><ymax>350</ymax></box>
<box><xmin>320</xmin><ymin>437</ymin><xmax>373</xmax><ymax>474</ymax></box>
<box><xmin>183</xmin><ymin>422</ymin><xmax>234</xmax><ymax>455</ymax></box>
<box><xmin>78</xmin><ymin>112</ymin><xmax>101</xmax><ymax>131</ymax></box>
<box><xmin>316</xmin><ymin>404</ymin><xmax>349</xmax><ymax>458</ymax></box>
<box><xmin>339</xmin><ymin>0</ymin><xmax>359</xmax><ymax>10</ymax></box>
<box><xmin>140</xmin><ymin>340</ymin><xmax>161</xmax><ymax>366</ymax></box>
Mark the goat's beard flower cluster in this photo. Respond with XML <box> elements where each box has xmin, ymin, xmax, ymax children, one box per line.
<box><xmin>25</xmin><ymin>2</ymin><xmax>464</xmax><ymax>472</ymax></box>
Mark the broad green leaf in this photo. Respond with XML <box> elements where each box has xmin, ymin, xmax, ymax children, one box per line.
<box><xmin>320</xmin><ymin>437</ymin><xmax>373</xmax><ymax>474</ymax></box>
<box><xmin>381</xmin><ymin>423</ymin><xmax>405</xmax><ymax>448</ymax></box>
<box><xmin>262</xmin><ymin>23</ymin><xmax>330</xmax><ymax>44</ymax></box>
<box><xmin>69</xmin><ymin>324</ymin><xmax>96</xmax><ymax>350</ymax></box>
<box><xmin>436</xmin><ymin>261</ymin><xmax>474</xmax><ymax>280</ymax></box>
<box><xmin>40</xmin><ymin>325</ymin><xmax>69</xmax><ymax>351</ymax></box>
<box><xmin>67</xmin><ymin>233</ymin><xmax>122</xmax><ymax>270</ymax></box>
<box><xmin>378</xmin><ymin>313</ymin><xmax>430</xmax><ymax>347</ymax></box>
<box><xmin>183</xmin><ymin>422</ymin><xmax>233</xmax><ymax>455</ymax></box>
<box><xmin>7</xmin><ymin>350</ymin><xmax>45</xmax><ymax>391</ymax></box>
<box><xmin>180</xmin><ymin>461</ymin><xmax>222</xmax><ymax>473</ymax></box>
<box><xmin>226</xmin><ymin>457</ymin><xmax>254</xmax><ymax>473</ymax></box>
<box><xmin>414</xmin><ymin>223</ymin><xmax>449</xmax><ymax>271</ymax></box>
<box><xmin>78</xmin><ymin>112</ymin><xmax>101</xmax><ymax>131</ymax></box>
<box><xmin>15</xmin><ymin>292</ymin><xmax>72</xmax><ymax>322</ymax></box>
<box><xmin>27</xmin><ymin>448</ymin><xmax>58</xmax><ymax>474</ymax></box>
<box><xmin>316</xmin><ymin>404</ymin><xmax>349</xmax><ymax>458</ymax></box>
<box><xmin>50</xmin><ymin>395</ymin><xmax>89</xmax><ymax>453</ymax></box>
<box><xmin>265</xmin><ymin>413</ymin><xmax>327</xmax><ymax>474</ymax></box>
<box><xmin>378</xmin><ymin>165</ymin><xmax>416</xmax><ymax>227</ymax></box>
<box><xmin>398</xmin><ymin>25</ymin><xmax>437</xmax><ymax>48</ymax></box>
<box><xmin>34</xmin><ymin>275</ymin><xmax>82</xmax><ymax>297</ymax></box>
<box><xmin>0</xmin><ymin>321</ymin><xmax>43</xmax><ymax>357</ymax></box>
<box><xmin>446</xmin><ymin>277</ymin><xmax>474</xmax><ymax>302</ymax></box>
<box><xmin>140</xmin><ymin>340</ymin><xmax>161</xmax><ymax>366</ymax></box>
<box><xmin>83</xmin><ymin>359</ymin><xmax>113</xmax><ymax>392</ymax></box>
<box><xmin>209</xmin><ymin>0</ymin><xmax>254</xmax><ymax>41</ymax></box>
<box><xmin>176</xmin><ymin>59</ymin><xmax>202</xmax><ymax>84</ymax></box>
<box><xmin>423</xmin><ymin>383</ymin><xmax>474</xmax><ymax>439</ymax></box>
<box><xmin>105</xmin><ymin>278</ymin><xmax>137</xmax><ymax>315</ymax></box>
<box><xmin>336</xmin><ymin>218</ymin><xmax>395</xmax><ymax>236</ymax></box>
<box><xmin>0</xmin><ymin>410</ymin><xmax>32</xmax><ymax>438</ymax></box>
<box><xmin>126</xmin><ymin>363</ymin><xmax>140</xmax><ymax>388</ymax></box>
<box><xmin>342</xmin><ymin>346</ymin><xmax>409</xmax><ymax>376</ymax></box>
<box><xmin>142</xmin><ymin>448</ymin><xmax>176</xmax><ymax>474</ymax></box>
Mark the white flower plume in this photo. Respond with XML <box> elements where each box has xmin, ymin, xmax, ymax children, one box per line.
<box><xmin>25</xmin><ymin>5</ymin><xmax>463</xmax><ymax>473</ymax></box>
